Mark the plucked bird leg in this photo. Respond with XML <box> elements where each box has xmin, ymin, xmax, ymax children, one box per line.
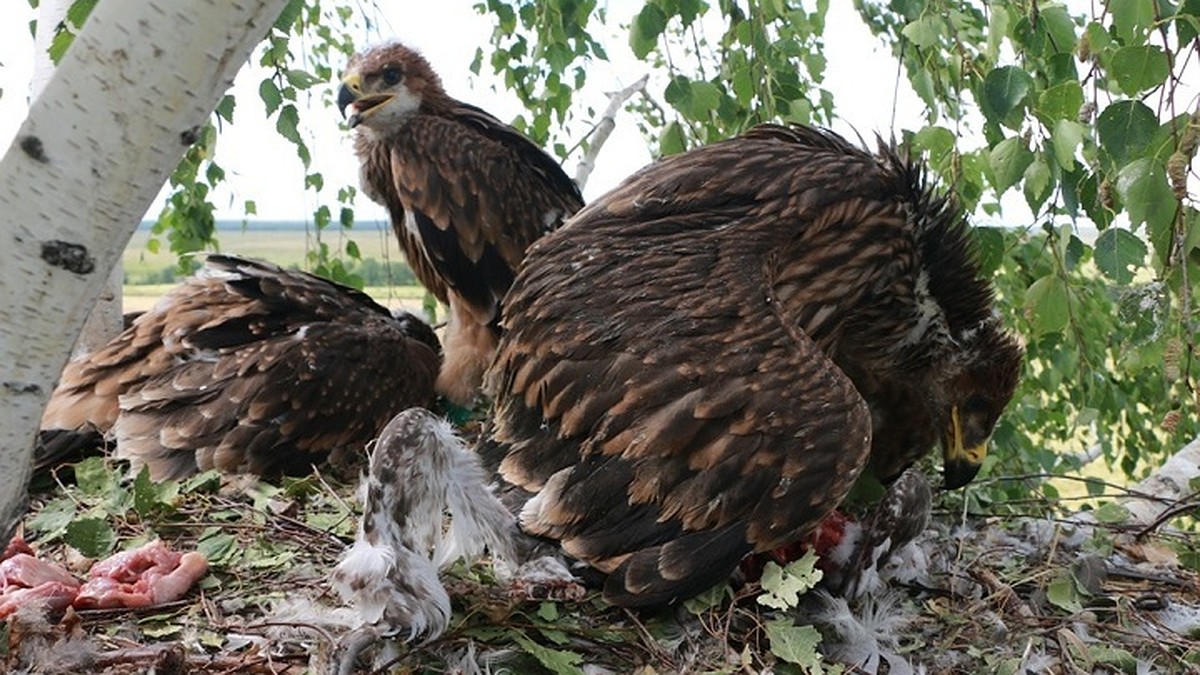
<box><xmin>331</xmin><ymin>408</ymin><xmax>516</xmax><ymax>665</ymax></box>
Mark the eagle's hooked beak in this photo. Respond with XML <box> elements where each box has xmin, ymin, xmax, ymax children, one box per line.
<box><xmin>337</xmin><ymin>73</ymin><xmax>395</xmax><ymax>129</ymax></box>
<box><xmin>338</xmin><ymin>73</ymin><xmax>363</xmax><ymax>127</ymax></box>
<box><xmin>942</xmin><ymin>405</ymin><xmax>986</xmax><ymax>489</ymax></box>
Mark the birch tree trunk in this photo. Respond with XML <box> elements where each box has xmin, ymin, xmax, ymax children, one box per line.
<box><xmin>0</xmin><ymin>0</ymin><xmax>289</xmax><ymax>537</ymax></box>
<box><xmin>31</xmin><ymin>0</ymin><xmax>126</xmax><ymax>357</ymax></box>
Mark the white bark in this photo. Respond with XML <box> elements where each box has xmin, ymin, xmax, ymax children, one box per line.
<box><xmin>0</xmin><ymin>0</ymin><xmax>289</xmax><ymax>536</ymax></box>
<box><xmin>32</xmin><ymin>0</ymin><xmax>125</xmax><ymax>357</ymax></box>
<box><xmin>29</xmin><ymin>0</ymin><xmax>70</xmax><ymax>96</ymax></box>
<box><xmin>573</xmin><ymin>74</ymin><xmax>648</xmax><ymax>191</ymax></box>
<box><xmin>1123</xmin><ymin>436</ymin><xmax>1200</xmax><ymax>530</ymax></box>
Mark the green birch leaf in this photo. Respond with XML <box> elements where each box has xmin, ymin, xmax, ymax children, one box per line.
<box><xmin>757</xmin><ymin>552</ymin><xmax>823</xmax><ymax>610</ymax></box>
<box><xmin>1051</xmin><ymin>119</ymin><xmax>1084</xmax><ymax>169</ymax></box>
<box><xmin>1096</xmin><ymin>101</ymin><xmax>1158</xmax><ymax>170</ymax></box>
<box><xmin>259</xmin><ymin>79</ymin><xmax>283</xmax><ymax>116</ymax></box>
<box><xmin>1037</xmin><ymin>81</ymin><xmax>1083</xmax><ymax>123</ymax></box>
<box><xmin>981</xmin><ymin>66</ymin><xmax>1034</xmax><ymax>126</ymax></box>
<box><xmin>764</xmin><ymin>619</ymin><xmax>825</xmax><ymax>667</ymax></box>
<box><xmin>1094</xmin><ymin>501</ymin><xmax>1131</xmax><ymax>524</ymax></box>
<box><xmin>1111</xmin><ymin>46</ymin><xmax>1170</xmax><ymax>96</ymax></box>
<box><xmin>215</xmin><ymin>94</ymin><xmax>236</xmax><ymax>124</ymax></box>
<box><xmin>902</xmin><ymin>15</ymin><xmax>942</xmax><ymax>48</ymax></box>
<box><xmin>1047</xmin><ymin>573</ymin><xmax>1084</xmax><ymax>613</ymax></box>
<box><xmin>511</xmin><ymin>631</ymin><xmax>584</xmax><ymax>675</ymax></box>
<box><xmin>1024</xmin><ymin>275</ymin><xmax>1069</xmax><ymax>335</ymax></box>
<box><xmin>689</xmin><ymin>81</ymin><xmax>722</xmax><ymax>117</ymax></box>
<box><xmin>630</xmin><ymin>4</ymin><xmax>667</xmax><ymax>58</ymax></box>
<box><xmin>1111</xmin><ymin>0</ymin><xmax>1155</xmax><ymax>42</ymax></box>
<box><xmin>973</xmin><ymin>226</ymin><xmax>1006</xmax><ymax>276</ymax></box>
<box><xmin>660</xmin><ymin>121</ymin><xmax>686</xmax><ymax>156</ymax></box>
<box><xmin>1024</xmin><ymin>158</ymin><xmax>1053</xmax><ymax>212</ymax></box>
<box><xmin>989</xmin><ymin>137</ymin><xmax>1034</xmax><ymax>194</ymax></box>
<box><xmin>74</xmin><ymin>457</ymin><xmax>116</xmax><ymax>497</ymax></box>
<box><xmin>65</xmin><ymin>0</ymin><xmax>98</xmax><ymax>27</ymax></box>
<box><xmin>65</xmin><ymin>518</ymin><xmax>116</xmax><ymax>558</ymax></box>
<box><xmin>25</xmin><ymin>498</ymin><xmax>76</xmax><ymax>539</ymax></box>
<box><xmin>275</xmin><ymin>104</ymin><xmax>302</xmax><ymax>144</ymax></box>
<box><xmin>272</xmin><ymin>0</ymin><xmax>303</xmax><ymax>31</ymax></box>
<box><xmin>1093</xmin><ymin>228</ymin><xmax>1147</xmax><ymax>284</ymax></box>
<box><xmin>1116</xmin><ymin>158</ymin><xmax>1177</xmax><ymax>241</ymax></box>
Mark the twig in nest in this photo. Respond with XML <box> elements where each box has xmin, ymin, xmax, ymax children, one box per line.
<box><xmin>971</xmin><ymin>567</ymin><xmax>1034</xmax><ymax>618</ymax></box>
<box><xmin>242</xmin><ymin>619</ymin><xmax>338</xmax><ymax>646</ymax></box>
<box><xmin>88</xmin><ymin>643</ymin><xmax>308</xmax><ymax>674</ymax></box>
<box><xmin>1134</xmin><ymin>495</ymin><xmax>1200</xmax><ymax>540</ymax></box>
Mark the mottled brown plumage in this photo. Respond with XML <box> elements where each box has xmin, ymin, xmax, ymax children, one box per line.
<box><xmin>481</xmin><ymin>124</ymin><xmax>1023</xmax><ymax>607</ymax></box>
<box><xmin>337</xmin><ymin>42</ymin><xmax>584</xmax><ymax>405</ymax></box>
<box><xmin>40</xmin><ymin>255</ymin><xmax>442</xmax><ymax>480</ymax></box>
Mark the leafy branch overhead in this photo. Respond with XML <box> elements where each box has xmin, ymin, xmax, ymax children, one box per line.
<box><xmin>42</xmin><ymin>0</ymin><xmax>373</xmax><ymax>284</ymax></box>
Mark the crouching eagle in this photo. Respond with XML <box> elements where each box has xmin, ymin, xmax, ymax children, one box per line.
<box><xmin>39</xmin><ymin>255</ymin><xmax>442</xmax><ymax>480</ymax></box>
<box><xmin>337</xmin><ymin>42</ymin><xmax>584</xmax><ymax>406</ymax></box>
<box><xmin>481</xmin><ymin>124</ymin><xmax>1023</xmax><ymax>607</ymax></box>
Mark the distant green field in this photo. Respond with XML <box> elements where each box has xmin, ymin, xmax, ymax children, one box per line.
<box><xmin>124</xmin><ymin>223</ymin><xmax>403</xmax><ymax>283</ymax></box>
<box><xmin>122</xmin><ymin>224</ymin><xmax>430</xmax><ymax>314</ymax></box>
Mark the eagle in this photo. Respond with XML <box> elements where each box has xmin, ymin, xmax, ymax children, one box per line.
<box><xmin>480</xmin><ymin>124</ymin><xmax>1024</xmax><ymax>607</ymax></box>
<box><xmin>39</xmin><ymin>254</ymin><xmax>442</xmax><ymax>480</ymax></box>
<box><xmin>336</xmin><ymin>42</ymin><xmax>585</xmax><ymax>406</ymax></box>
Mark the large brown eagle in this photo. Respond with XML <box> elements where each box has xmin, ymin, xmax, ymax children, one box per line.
<box><xmin>481</xmin><ymin>124</ymin><xmax>1023</xmax><ymax>607</ymax></box>
<box><xmin>39</xmin><ymin>255</ymin><xmax>442</xmax><ymax>480</ymax></box>
<box><xmin>337</xmin><ymin>42</ymin><xmax>584</xmax><ymax>406</ymax></box>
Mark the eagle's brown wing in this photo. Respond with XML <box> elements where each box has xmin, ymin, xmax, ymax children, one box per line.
<box><xmin>486</xmin><ymin>176</ymin><xmax>873</xmax><ymax>605</ymax></box>
<box><xmin>40</xmin><ymin>262</ymin><xmax>270</xmax><ymax>437</ymax></box>
<box><xmin>115</xmin><ymin>318</ymin><xmax>439</xmax><ymax>480</ymax></box>
<box><xmin>42</xmin><ymin>255</ymin><xmax>441</xmax><ymax>480</ymax></box>
<box><xmin>385</xmin><ymin>106</ymin><xmax>583</xmax><ymax>325</ymax></box>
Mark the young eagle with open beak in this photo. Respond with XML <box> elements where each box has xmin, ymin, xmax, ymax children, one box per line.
<box><xmin>336</xmin><ymin>42</ymin><xmax>584</xmax><ymax>406</ymax></box>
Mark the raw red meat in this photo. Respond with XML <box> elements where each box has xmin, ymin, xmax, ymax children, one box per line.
<box><xmin>74</xmin><ymin>540</ymin><xmax>208</xmax><ymax>609</ymax></box>
<box><xmin>0</xmin><ymin>551</ymin><xmax>81</xmax><ymax>618</ymax></box>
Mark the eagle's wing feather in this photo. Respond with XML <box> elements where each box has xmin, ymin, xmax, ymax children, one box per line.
<box><xmin>489</xmin><ymin>203</ymin><xmax>872</xmax><ymax>605</ymax></box>
<box><xmin>43</xmin><ymin>254</ymin><xmax>441</xmax><ymax>480</ymax></box>
<box><xmin>116</xmin><ymin>312</ymin><xmax>439</xmax><ymax>480</ymax></box>
<box><xmin>388</xmin><ymin>111</ymin><xmax>582</xmax><ymax>323</ymax></box>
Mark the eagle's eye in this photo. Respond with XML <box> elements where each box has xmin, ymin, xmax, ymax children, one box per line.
<box><xmin>381</xmin><ymin>66</ymin><xmax>403</xmax><ymax>86</ymax></box>
<box><xmin>962</xmin><ymin>394</ymin><xmax>991</xmax><ymax>415</ymax></box>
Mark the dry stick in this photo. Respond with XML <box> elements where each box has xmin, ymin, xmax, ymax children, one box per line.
<box><xmin>573</xmin><ymin>74</ymin><xmax>650</xmax><ymax>191</ymax></box>
<box><xmin>88</xmin><ymin>644</ymin><xmax>307</xmax><ymax>673</ymax></box>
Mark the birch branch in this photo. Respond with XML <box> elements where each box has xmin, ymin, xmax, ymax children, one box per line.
<box><xmin>574</xmin><ymin>74</ymin><xmax>649</xmax><ymax>191</ymax></box>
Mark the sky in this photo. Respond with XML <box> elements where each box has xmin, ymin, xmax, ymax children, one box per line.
<box><xmin>0</xmin><ymin>2</ymin><xmax>929</xmax><ymax>226</ymax></box>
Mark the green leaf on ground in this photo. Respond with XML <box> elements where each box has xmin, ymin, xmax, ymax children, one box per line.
<box><xmin>764</xmin><ymin>619</ymin><xmax>825</xmax><ymax>668</ymax></box>
<box><xmin>758</xmin><ymin>551</ymin><xmax>823</xmax><ymax>610</ymax></box>
<box><xmin>1047</xmin><ymin>572</ymin><xmax>1084</xmax><ymax>613</ymax></box>
<box><xmin>1094</xmin><ymin>501</ymin><xmax>1131</xmax><ymax>524</ymax></box>
<box><xmin>65</xmin><ymin>518</ymin><xmax>116</xmax><ymax>558</ymax></box>
<box><xmin>511</xmin><ymin>631</ymin><xmax>584</xmax><ymax>675</ymax></box>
